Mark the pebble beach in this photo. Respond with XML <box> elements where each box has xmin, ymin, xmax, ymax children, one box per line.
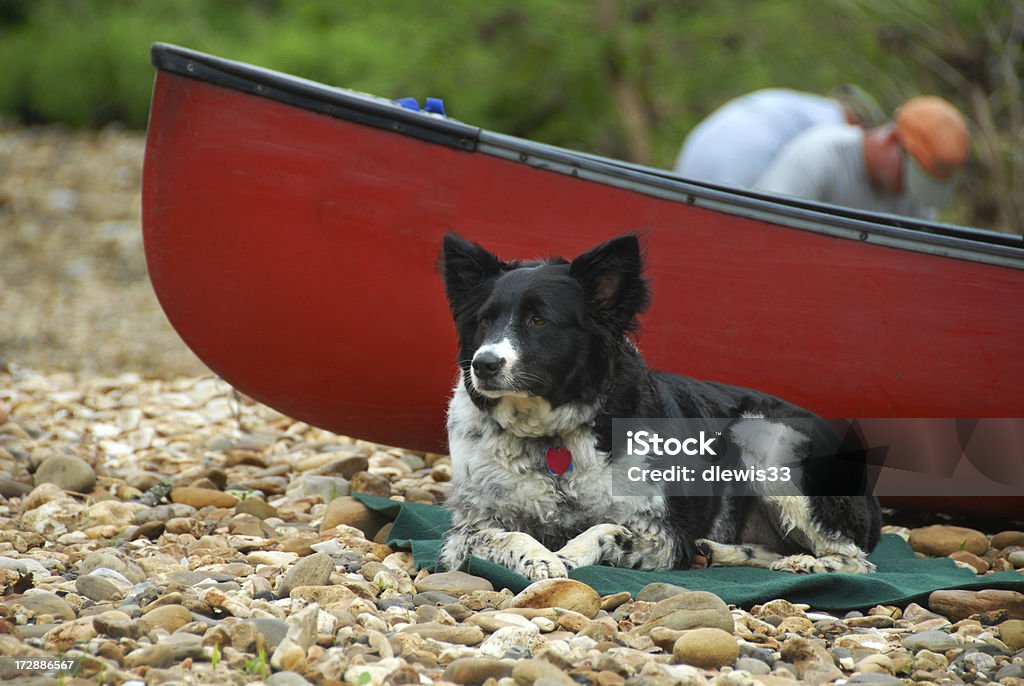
<box><xmin>1</xmin><ymin>126</ymin><xmax>1023</xmax><ymax>686</ymax></box>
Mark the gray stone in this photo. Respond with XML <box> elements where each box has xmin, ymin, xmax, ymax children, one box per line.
<box><xmin>961</xmin><ymin>651</ymin><xmax>997</xmax><ymax>674</ymax></box>
<box><xmin>278</xmin><ymin>552</ymin><xmax>334</xmax><ymax>598</ymax></box>
<box><xmin>4</xmin><ymin>592</ymin><xmax>76</xmax><ymax>621</ymax></box>
<box><xmin>401</xmin><ymin>622</ymin><xmax>486</xmax><ymax>646</ymax></box>
<box><xmin>123</xmin><ymin>582</ymin><xmax>161</xmax><ymax>608</ymax></box>
<box><xmin>641</xmin><ymin>590</ymin><xmax>735</xmax><ymax>634</ymax></box>
<box><xmin>739</xmin><ymin>644</ymin><xmax>776</xmax><ymax>665</ymax></box>
<box><xmin>636</xmin><ymin>582</ymin><xmax>689</xmax><ymax>603</ymax></box>
<box><xmin>413</xmin><ymin>591</ymin><xmax>459</xmax><ymax>607</ymax></box>
<box><xmin>92</xmin><ymin>611</ymin><xmax>143</xmax><ymax>639</ymax></box>
<box><xmin>271</xmin><ymin>602</ymin><xmax>321</xmax><ymax>671</ymax></box>
<box><xmin>399</xmin><ymin>454</ymin><xmax>427</xmax><ymax>471</ymax></box>
<box><xmin>774</xmin><ymin>662</ymin><xmax>799</xmax><ymax>679</ymax></box>
<box><xmin>78</xmin><ymin>549</ymin><xmax>146</xmax><ymax>584</ymax></box>
<box><xmin>246</xmin><ymin>617</ymin><xmax>289</xmax><ymax>650</ymax></box>
<box><xmin>0</xmin><ymin>557</ymin><xmax>49</xmax><ymax>578</ymax></box>
<box><xmin>266</xmin><ymin>672</ymin><xmax>313</xmax><ymax>686</ymax></box>
<box><xmin>33</xmin><ymin>454</ymin><xmax>96</xmax><ymax>493</ymax></box>
<box><xmin>901</xmin><ymin>629</ymin><xmax>959</xmax><ymax>652</ymax></box>
<box><xmin>75</xmin><ymin>570</ymin><xmax>132</xmax><ymax>602</ymax></box>
<box><xmin>168</xmin><ymin>570</ymin><xmax>235</xmax><ymax>586</ymax></box>
<box><xmin>285</xmin><ymin>474</ymin><xmax>349</xmax><ymax>502</ymax></box>
<box><xmin>0</xmin><ymin>477</ymin><xmax>32</xmax><ymax>498</ymax></box>
<box><xmin>159</xmin><ymin>633</ymin><xmax>204</xmax><ymax>660</ymax></box>
<box><xmin>996</xmin><ymin>664</ymin><xmax>1024</xmax><ymax>681</ymax></box>
<box><xmin>133</xmin><ymin>504</ymin><xmax>195</xmax><ymax>524</ymax></box>
<box><xmin>380</xmin><ymin>597</ymin><xmax>416</xmax><ymax>612</ymax></box>
<box><xmin>734</xmin><ymin>657</ymin><xmax>772</xmax><ymax>675</ymax></box>
<box><xmin>903</xmin><ymin>602</ymin><xmax>947</xmax><ymax>624</ymax></box>
<box><xmin>124</xmin><ymin>644</ymin><xmax>175</xmax><ymax>669</ymax></box>
<box><xmin>847</xmin><ymin>675</ymin><xmax>903</xmax><ymax>685</ymax></box>
<box><xmin>18</xmin><ymin>622</ymin><xmax>59</xmax><ymax>639</ymax></box>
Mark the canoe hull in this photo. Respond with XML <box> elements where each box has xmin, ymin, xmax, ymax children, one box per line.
<box><xmin>143</xmin><ymin>46</ymin><xmax>1024</xmax><ymax>517</ymax></box>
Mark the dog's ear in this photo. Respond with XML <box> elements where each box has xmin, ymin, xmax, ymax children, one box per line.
<box><xmin>439</xmin><ymin>233</ymin><xmax>502</xmax><ymax>317</ymax></box>
<box><xmin>569</xmin><ymin>234</ymin><xmax>650</xmax><ymax>331</ymax></box>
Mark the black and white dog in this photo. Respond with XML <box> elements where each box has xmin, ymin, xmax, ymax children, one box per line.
<box><xmin>437</xmin><ymin>233</ymin><xmax>881</xmax><ymax>580</ymax></box>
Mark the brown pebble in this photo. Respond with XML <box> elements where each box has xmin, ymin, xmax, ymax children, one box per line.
<box><xmin>320</xmin><ymin>495</ymin><xmax>391</xmax><ymax>537</ymax></box>
<box><xmin>909</xmin><ymin>525</ymin><xmax>989</xmax><ymax>557</ymax></box>
<box><xmin>350</xmin><ymin>471</ymin><xmax>391</xmax><ymax>497</ymax></box>
<box><xmin>929</xmin><ymin>589</ymin><xmax>1024</xmax><ymax>621</ymax></box>
<box><xmin>601</xmin><ymin>591</ymin><xmax>633</xmax><ymax>611</ymax></box>
<box><xmin>131</xmin><ymin>520</ymin><xmax>166</xmax><ymax>540</ymax></box>
<box><xmin>142</xmin><ymin>604</ymin><xmax>193</xmax><ymax>632</ymax></box>
<box><xmin>318</xmin><ymin>455</ymin><xmax>369</xmax><ymax>479</ymax></box>
<box><xmin>235</xmin><ymin>497</ymin><xmax>277</xmax><ymax>520</ymax></box>
<box><xmin>999</xmin><ymin>618</ymin><xmax>1024</xmax><ymax>650</ymax></box>
<box><xmin>511</xmin><ymin>579</ymin><xmax>601</xmax><ymax>619</ymax></box>
<box><xmin>672</xmin><ymin>627</ymin><xmax>738</xmax><ymax>669</ymax></box>
<box><xmin>949</xmin><ymin>550</ymin><xmax>990</xmax><ymax>574</ymax></box>
<box><xmin>444</xmin><ymin>657</ymin><xmax>514</xmax><ymax>684</ymax></box>
<box><xmin>991</xmin><ymin>531</ymin><xmax>1024</xmax><ymax>549</ymax></box>
<box><xmin>170</xmin><ymin>486</ymin><xmax>238</xmax><ymax>509</ymax></box>
<box><xmin>279</xmin><ymin>533</ymin><xmax>319</xmax><ymax>556</ymax></box>
<box><xmin>224</xmin><ymin>449</ymin><xmax>267</xmax><ymax>468</ymax></box>
<box><xmin>373</xmin><ymin>522</ymin><xmax>394</xmax><ymax>544</ymax></box>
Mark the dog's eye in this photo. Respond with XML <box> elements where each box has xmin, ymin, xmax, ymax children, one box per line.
<box><xmin>479</xmin><ymin>317</ymin><xmax>493</xmax><ymax>330</ymax></box>
<box><xmin>529</xmin><ymin>316</ymin><xmax>546</xmax><ymax>327</ymax></box>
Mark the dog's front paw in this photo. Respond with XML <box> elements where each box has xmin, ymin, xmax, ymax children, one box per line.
<box><xmin>770</xmin><ymin>552</ymin><xmax>876</xmax><ymax>574</ymax></box>
<box><xmin>768</xmin><ymin>553</ymin><xmax>823</xmax><ymax>574</ymax></box>
<box><xmin>519</xmin><ymin>553</ymin><xmax>569</xmax><ymax>580</ymax></box>
<box><xmin>437</xmin><ymin>530</ymin><xmax>470</xmax><ymax>573</ymax></box>
<box><xmin>556</xmin><ymin>523</ymin><xmax>631</xmax><ymax>570</ymax></box>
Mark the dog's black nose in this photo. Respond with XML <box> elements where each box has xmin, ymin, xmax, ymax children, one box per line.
<box><xmin>472</xmin><ymin>351</ymin><xmax>505</xmax><ymax>379</ymax></box>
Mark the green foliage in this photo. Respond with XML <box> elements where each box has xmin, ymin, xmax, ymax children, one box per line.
<box><xmin>0</xmin><ymin>0</ymin><xmax>1018</xmax><ymax>229</ymax></box>
<box><xmin>0</xmin><ymin>0</ymin><xmax>891</xmax><ymax>139</ymax></box>
<box><xmin>243</xmin><ymin>644</ymin><xmax>268</xmax><ymax>681</ymax></box>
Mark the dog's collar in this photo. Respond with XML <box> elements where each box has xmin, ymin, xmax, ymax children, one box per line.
<box><xmin>545</xmin><ymin>443</ymin><xmax>573</xmax><ymax>476</ymax></box>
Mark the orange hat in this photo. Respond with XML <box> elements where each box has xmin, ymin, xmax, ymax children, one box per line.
<box><xmin>895</xmin><ymin>96</ymin><xmax>969</xmax><ymax>208</ymax></box>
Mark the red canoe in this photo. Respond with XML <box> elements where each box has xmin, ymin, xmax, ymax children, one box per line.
<box><xmin>142</xmin><ymin>45</ymin><xmax>1024</xmax><ymax>517</ymax></box>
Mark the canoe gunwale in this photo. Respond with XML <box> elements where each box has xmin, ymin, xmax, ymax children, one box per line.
<box><xmin>150</xmin><ymin>43</ymin><xmax>479</xmax><ymax>151</ymax></box>
<box><xmin>150</xmin><ymin>42</ymin><xmax>1023</xmax><ymax>271</ymax></box>
<box><xmin>477</xmin><ymin>133</ymin><xmax>1024</xmax><ymax>270</ymax></box>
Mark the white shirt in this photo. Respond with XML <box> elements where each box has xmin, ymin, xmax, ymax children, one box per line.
<box><xmin>754</xmin><ymin>125</ymin><xmax>927</xmax><ymax>218</ymax></box>
<box><xmin>674</xmin><ymin>89</ymin><xmax>846</xmax><ymax>187</ymax></box>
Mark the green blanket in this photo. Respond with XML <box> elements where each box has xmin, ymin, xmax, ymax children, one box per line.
<box><xmin>354</xmin><ymin>494</ymin><xmax>1024</xmax><ymax>610</ymax></box>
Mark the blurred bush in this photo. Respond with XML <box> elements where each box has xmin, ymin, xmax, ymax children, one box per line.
<box><xmin>0</xmin><ymin>0</ymin><xmax>1019</xmax><ymax>231</ymax></box>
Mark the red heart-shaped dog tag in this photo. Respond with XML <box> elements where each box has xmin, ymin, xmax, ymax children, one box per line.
<box><xmin>545</xmin><ymin>446</ymin><xmax>573</xmax><ymax>475</ymax></box>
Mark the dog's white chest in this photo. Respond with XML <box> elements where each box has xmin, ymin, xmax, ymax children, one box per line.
<box><xmin>445</xmin><ymin>384</ymin><xmax>662</xmax><ymax>540</ymax></box>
